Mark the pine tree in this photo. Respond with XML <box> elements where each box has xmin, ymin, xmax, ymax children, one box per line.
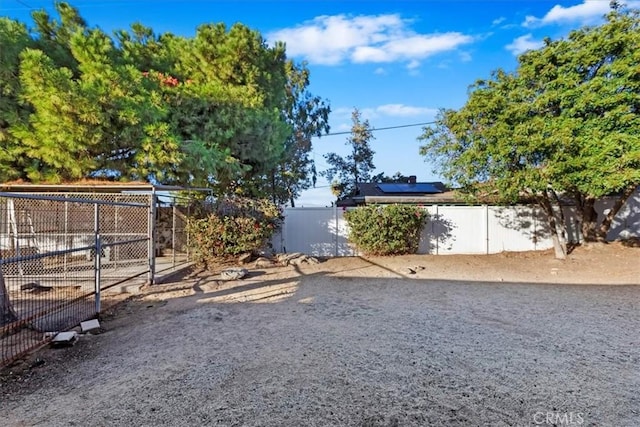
<box><xmin>323</xmin><ymin>109</ymin><xmax>376</xmax><ymax>200</ymax></box>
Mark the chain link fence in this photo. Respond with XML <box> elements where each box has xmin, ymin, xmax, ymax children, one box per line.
<box><xmin>0</xmin><ymin>190</ymin><xmax>198</xmax><ymax>367</ymax></box>
<box><xmin>0</xmin><ymin>193</ymin><xmax>151</xmax><ymax>366</ymax></box>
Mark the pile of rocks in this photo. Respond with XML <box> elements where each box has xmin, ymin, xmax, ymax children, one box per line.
<box><xmin>275</xmin><ymin>252</ymin><xmax>320</xmax><ymax>266</ymax></box>
<box><xmin>220</xmin><ymin>268</ymin><xmax>249</xmax><ymax>280</ymax></box>
<box><xmin>236</xmin><ymin>252</ymin><xmax>320</xmax><ymax>268</ymax></box>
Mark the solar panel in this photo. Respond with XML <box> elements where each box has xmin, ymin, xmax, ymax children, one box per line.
<box><xmin>376</xmin><ymin>183</ymin><xmax>443</xmax><ymax>194</ymax></box>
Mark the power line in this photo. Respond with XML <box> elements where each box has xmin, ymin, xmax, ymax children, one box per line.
<box><xmin>319</xmin><ymin>121</ymin><xmax>436</xmax><ymax>137</ymax></box>
<box><xmin>310</xmin><ymin>120</ymin><xmax>436</xmax><ymax>165</ymax></box>
<box><xmin>13</xmin><ymin>0</ymin><xmax>33</xmax><ymax>10</ymax></box>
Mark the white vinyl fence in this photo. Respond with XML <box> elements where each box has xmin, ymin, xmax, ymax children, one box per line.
<box><xmin>272</xmin><ymin>191</ymin><xmax>640</xmax><ymax>257</ymax></box>
<box><xmin>271</xmin><ymin>207</ymin><xmax>356</xmax><ymax>257</ymax></box>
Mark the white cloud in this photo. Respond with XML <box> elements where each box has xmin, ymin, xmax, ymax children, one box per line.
<box><xmin>374</xmin><ymin>67</ymin><xmax>387</xmax><ymax>75</ymax></box>
<box><xmin>352</xmin><ymin>33</ymin><xmax>474</xmax><ymax>63</ymax></box>
<box><xmin>506</xmin><ymin>34</ymin><xmax>544</xmax><ymax>55</ymax></box>
<box><xmin>351</xmin><ymin>46</ymin><xmax>389</xmax><ymax>63</ymax></box>
<box><xmin>267</xmin><ymin>14</ymin><xmax>474</xmax><ymax>66</ymax></box>
<box><xmin>459</xmin><ymin>51</ymin><xmax>472</xmax><ymax>62</ymax></box>
<box><xmin>492</xmin><ymin>17</ymin><xmax>506</xmax><ymax>26</ymax></box>
<box><xmin>376</xmin><ymin>104</ymin><xmax>436</xmax><ymax>117</ymax></box>
<box><xmin>334</xmin><ymin>104</ymin><xmax>437</xmax><ymax>121</ymax></box>
<box><xmin>522</xmin><ymin>0</ymin><xmax>637</xmax><ymax>27</ymax></box>
<box><xmin>406</xmin><ymin>60</ymin><xmax>421</xmax><ymax>76</ymax></box>
<box><xmin>332</xmin><ymin>107</ymin><xmax>353</xmax><ymax>119</ymax></box>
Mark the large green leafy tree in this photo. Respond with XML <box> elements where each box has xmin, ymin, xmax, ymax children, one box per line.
<box><xmin>0</xmin><ymin>18</ymin><xmax>33</xmax><ymax>182</ymax></box>
<box><xmin>114</xmin><ymin>24</ymin><xmax>240</xmax><ymax>184</ymax></box>
<box><xmin>14</xmin><ymin>29</ymin><xmax>182</xmax><ymax>182</ymax></box>
<box><xmin>115</xmin><ymin>23</ymin><xmax>179</xmax><ymax>74</ymax></box>
<box><xmin>323</xmin><ymin>109</ymin><xmax>376</xmax><ymax>200</ymax></box>
<box><xmin>116</xmin><ymin>20</ymin><xmax>328</xmax><ymax>199</ymax></box>
<box><xmin>5</xmin><ymin>4</ymin><xmax>182</xmax><ymax>183</ymax></box>
<box><xmin>267</xmin><ymin>61</ymin><xmax>330</xmax><ymax>206</ymax></box>
<box><xmin>30</xmin><ymin>2</ymin><xmax>85</xmax><ymax>72</ymax></box>
<box><xmin>163</xmin><ymin>23</ymin><xmax>291</xmax><ymax>193</ymax></box>
<box><xmin>419</xmin><ymin>6</ymin><xmax>640</xmax><ymax>258</ymax></box>
<box><xmin>2</xmin><ymin>2</ymin><xmax>330</xmax><ymax>203</ymax></box>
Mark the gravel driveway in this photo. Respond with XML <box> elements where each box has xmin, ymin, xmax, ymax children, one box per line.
<box><xmin>1</xmin><ymin>251</ymin><xmax>639</xmax><ymax>426</ymax></box>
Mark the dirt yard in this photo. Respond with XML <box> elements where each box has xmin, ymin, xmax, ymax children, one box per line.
<box><xmin>1</xmin><ymin>243</ymin><xmax>639</xmax><ymax>426</ymax></box>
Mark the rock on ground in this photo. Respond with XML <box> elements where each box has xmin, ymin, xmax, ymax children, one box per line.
<box><xmin>220</xmin><ymin>268</ymin><xmax>248</xmax><ymax>280</ymax></box>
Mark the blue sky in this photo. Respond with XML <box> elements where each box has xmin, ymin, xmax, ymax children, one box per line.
<box><xmin>2</xmin><ymin>0</ymin><xmax>635</xmax><ymax>205</ymax></box>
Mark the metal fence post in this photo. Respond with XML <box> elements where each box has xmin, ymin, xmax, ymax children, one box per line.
<box><xmin>114</xmin><ymin>196</ymin><xmax>119</xmax><ymax>272</ymax></box>
<box><xmin>148</xmin><ymin>192</ymin><xmax>156</xmax><ymax>285</ymax></box>
<box><xmin>172</xmin><ymin>201</ymin><xmax>176</xmax><ymax>268</ymax></box>
<box><xmin>334</xmin><ymin>206</ymin><xmax>339</xmax><ymax>257</ymax></box>
<box><xmin>94</xmin><ymin>202</ymin><xmax>101</xmax><ymax>315</ymax></box>
<box><xmin>186</xmin><ymin>202</ymin><xmax>190</xmax><ymax>261</ymax></box>
<box><xmin>533</xmin><ymin>207</ymin><xmax>538</xmax><ymax>251</ymax></box>
<box><xmin>63</xmin><ymin>195</ymin><xmax>68</xmax><ymax>281</ymax></box>
<box><xmin>7</xmin><ymin>199</ymin><xmax>24</xmax><ymax>276</ymax></box>
<box><xmin>435</xmin><ymin>205</ymin><xmax>439</xmax><ymax>255</ymax></box>
<box><xmin>484</xmin><ymin>204</ymin><xmax>490</xmax><ymax>255</ymax></box>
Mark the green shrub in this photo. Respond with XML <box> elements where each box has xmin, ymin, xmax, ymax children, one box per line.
<box><xmin>344</xmin><ymin>204</ymin><xmax>428</xmax><ymax>255</ymax></box>
<box><xmin>186</xmin><ymin>197</ymin><xmax>282</xmax><ymax>267</ymax></box>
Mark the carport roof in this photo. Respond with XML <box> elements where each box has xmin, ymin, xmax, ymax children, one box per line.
<box><xmin>0</xmin><ymin>181</ymin><xmax>212</xmax><ymax>193</ymax></box>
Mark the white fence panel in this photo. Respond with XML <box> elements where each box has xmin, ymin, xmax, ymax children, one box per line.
<box><xmin>421</xmin><ymin>206</ymin><xmax>487</xmax><ymax>254</ymax></box>
<box><xmin>276</xmin><ymin>207</ymin><xmax>355</xmax><ymax>257</ymax></box>
<box><xmin>488</xmin><ymin>206</ymin><xmax>551</xmax><ymax>253</ymax></box>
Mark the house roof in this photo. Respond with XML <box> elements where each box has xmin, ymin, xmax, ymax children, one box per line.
<box><xmin>337</xmin><ymin>181</ymin><xmax>465</xmax><ymax>206</ymax></box>
<box><xmin>358</xmin><ymin>182</ymin><xmax>447</xmax><ymax>196</ymax></box>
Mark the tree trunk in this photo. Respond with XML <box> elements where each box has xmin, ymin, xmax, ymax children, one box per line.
<box><xmin>550</xmin><ymin>232</ymin><xmax>567</xmax><ymax>260</ymax></box>
<box><xmin>578</xmin><ymin>196</ymin><xmax>598</xmax><ymax>242</ymax></box>
<box><xmin>353</xmin><ymin>145</ymin><xmax>359</xmax><ymax>195</ymax></box>
<box><xmin>538</xmin><ymin>191</ymin><xmax>567</xmax><ymax>260</ymax></box>
<box><xmin>550</xmin><ymin>188</ymin><xmax>569</xmax><ymax>242</ymax></box>
<box><xmin>1</xmin><ymin>270</ymin><xmax>18</xmax><ymax>326</ymax></box>
<box><xmin>270</xmin><ymin>171</ymin><xmax>277</xmax><ymax>206</ymax></box>
<box><xmin>596</xmin><ymin>185</ymin><xmax>637</xmax><ymax>241</ymax></box>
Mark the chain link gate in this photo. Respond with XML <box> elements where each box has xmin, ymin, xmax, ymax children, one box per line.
<box><xmin>154</xmin><ymin>194</ymin><xmax>193</xmax><ymax>276</ymax></box>
<box><xmin>0</xmin><ymin>192</ymin><xmax>152</xmax><ymax>366</ymax></box>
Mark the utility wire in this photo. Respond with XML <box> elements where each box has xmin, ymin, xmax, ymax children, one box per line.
<box><xmin>310</xmin><ymin>120</ymin><xmax>435</xmax><ymax>165</ymax></box>
<box><xmin>13</xmin><ymin>0</ymin><xmax>33</xmax><ymax>10</ymax></box>
<box><xmin>318</xmin><ymin>121</ymin><xmax>436</xmax><ymax>137</ymax></box>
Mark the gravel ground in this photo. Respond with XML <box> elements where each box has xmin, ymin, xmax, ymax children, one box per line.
<box><xmin>1</xmin><ymin>244</ymin><xmax>639</xmax><ymax>426</ymax></box>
